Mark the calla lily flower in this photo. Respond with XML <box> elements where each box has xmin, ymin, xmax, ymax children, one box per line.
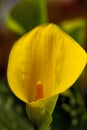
<box><xmin>7</xmin><ymin>23</ymin><xmax>87</xmax><ymax>130</ymax></box>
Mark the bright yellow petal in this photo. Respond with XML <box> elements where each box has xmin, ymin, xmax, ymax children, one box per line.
<box><xmin>7</xmin><ymin>24</ymin><xmax>58</xmax><ymax>102</ymax></box>
<box><xmin>53</xmin><ymin>26</ymin><xmax>87</xmax><ymax>95</ymax></box>
<box><xmin>7</xmin><ymin>23</ymin><xmax>87</xmax><ymax>103</ymax></box>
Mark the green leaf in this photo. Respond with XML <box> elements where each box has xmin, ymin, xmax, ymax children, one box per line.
<box><xmin>51</xmin><ymin>83</ymin><xmax>87</xmax><ymax>130</ymax></box>
<box><xmin>60</xmin><ymin>19</ymin><xmax>86</xmax><ymax>47</ymax></box>
<box><xmin>6</xmin><ymin>0</ymin><xmax>47</xmax><ymax>35</ymax></box>
<box><xmin>0</xmin><ymin>79</ymin><xmax>34</xmax><ymax>130</ymax></box>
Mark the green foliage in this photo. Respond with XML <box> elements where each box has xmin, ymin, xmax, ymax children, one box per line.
<box><xmin>6</xmin><ymin>0</ymin><xmax>47</xmax><ymax>35</ymax></box>
<box><xmin>0</xmin><ymin>79</ymin><xmax>34</xmax><ymax>130</ymax></box>
<box><xmin>61</xmin><ymin>19</ymin><xmax>86</xmax><ymax>47</ymax></box>
<box><xmin>51</xmin><ymin>84</ymin><xmax>87</xmax><ymax>130</ymax></box>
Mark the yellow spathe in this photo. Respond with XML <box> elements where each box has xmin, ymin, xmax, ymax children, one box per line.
<box><xmin>7</xmin><ymin>23</ymin><xmax>87</xmax><ymax>103</ymax></box>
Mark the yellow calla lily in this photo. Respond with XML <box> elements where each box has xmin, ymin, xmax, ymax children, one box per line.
<box><xmin>7</xmin><ymin>23</ymin><xmax>87</xmax><ymax>130</ymax></box>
